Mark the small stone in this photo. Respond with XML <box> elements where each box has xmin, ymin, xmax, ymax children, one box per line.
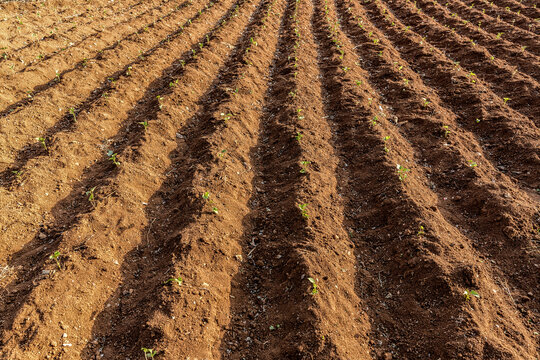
<box><xmin>50</xmin><ymin>340</ymin><xmax>57</xmax><ymax>347</ymax></box>
<box><xmin>383</xmin><ymin>352</ymin><xmax>392</xmax><ymax>360</ymax></box>
<box><xmin>38</xmin><ymin>232</ymin><xmax>47</xmax><ymax>240</ymax></box>
<box><xmin>234</xmin><ymin>255</ymin><xmax>243</xmax><ymax>262</ymax></box>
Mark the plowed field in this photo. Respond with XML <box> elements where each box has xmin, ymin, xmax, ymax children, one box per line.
<box><xmin>0</xmin><ymin>0</ymin><xmax>539</xmax><ymax>358</ymax></box>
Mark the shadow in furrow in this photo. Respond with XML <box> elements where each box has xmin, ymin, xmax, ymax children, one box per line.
<box><xmin>0</xmin><ymin>0</ymin><xmax>245</xmax><ymax>346</ymax></box>
<box><xmin>0</xmin><ymin>0</ymin><xmax>190</xmax><ymax>120</ymax></box>
<box><xmin>82</xmin><ymin>0</ymin><xmax>279</xmax><ymax>357</ymax></box>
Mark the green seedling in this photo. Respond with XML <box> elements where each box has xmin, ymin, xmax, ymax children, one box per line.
<box><xmin>308</xmin><ymin>277</ymin><xmax>318</xmax><ymax>294</ymax></box>
<box><xmin>164</xmin><ymin>276</ymin><xmax>183</xmax><ymax>286</ymax></box>
<box><xmin>468</xmin><ymin>160</ymin><xmax>478</xmax><ymax>167</ymax></box>
<box><xmin>125</xmin><ymin>66</ymin><xmax>132</xmax><ymax>76</ymax></box>
<box><xmin>107</xmin><ymin>151</ymin><xmax>120</xmax><ymax>166</ymax></box>
<box><xmin>49</xmin><ymin>251</ymin><xmax>61</xmax><ymax>270</ymax></box>
<box><xmin>397</xmin><ymin>164</ymin><xmax>410</xmax><ymax>181</ymax></box>
<box><xmin>463</xmin><ymin>289</ymin><xmax>480</xmax><ymax>301</ymax></box>
<box><xmin>169</xmin><ymin>79</ymin><xmax>179</xmax><ymax>87</ymax></box>
<box><xmin>12</xmin><ymin>170</ymin><xmax>22</xmax><ymax>179</ymax></box>
<box><xmin>86</xmin><ymin>186</ymin><xmax>96</xmax><ymax>202</ymax></box>
<box><xmin>295</xmin><ymin>132</ymin><xmax>303</xmax><ymax>141</ymax></box>
<box><xmin>203</xmin><ymin>192</ymin><xmax>219</xmax><ymax>214</ymax></box>
<box><xmin>55</xmin><ymin>70</ymin><xmax>61</xmax><ymax>82</ymax></box>
<box><xmin>221</xmin><ymin>112</ymin><xmax>233</xmax><ymax>122</ymax></box>
<box><xmin>297</xmin><ymin>108</ymin><xmax>304</xmax><ymax>120</ymax></box>
<box><xmin>418</xmin><ymin>225</ymin><xmax>425</xmax><ymax>236</ymax></box>
<box><xmin>383</xmin><ymin>135</ymin><xmax>390</xmax><ymax>152</ymax></box>
<box><xmin>422</xmin><ymin>98</ymin><xmax>430</xmax><ymax>107</ymax></box>
<box><xmin>496</xmin><ymin>32</ymin><xmax>503</xmax><ymax>39</ymax></box>
<box><xmin>142</xmin><ymin>348</ymin><xmax>157</xmax><ymax>359</ymax></box>
<box><xmin>299</xmin><ymin>160</ymin><xmax>311</xmax><ymax>173</ymax></box>
<box><xmin>503</xmin><ymin>97</ymin><xmax>510</xmax><ymax>104</ymax></box>
<box><xmin>36</xmin><ymin>137</ymin><xmax>47</xmax><ymax>150</ymax></box>
<box><xmin>269</xmin><ymin>324</ymin><xmax>281</xmax><ymax>330</ymax></box>
<box><xmin>156</xmin><ymin>95</ymin><xmax>163</xmax><ymax>109</ymax></box>
<box><xmin>139</xmin><ymin>120</ymin><xmax>149</xmax><ymax>130</ymax></box>
<box><xmin>298</xmin><ymin>203</ymin><xmax>309</xmax><ymax>219</ymax></box>
<box><xmin>217</xmin><ymin>149</ymin><xmax>227</xmax><ymax>158</ymax></box>
<box><xmin>442</xmin><ymin>125</ymin><xmax>450</xmax><ymax>137</ymax></box>
<box><xmin>69</xmin><ymin>107</ymin><xmax>77</xmax><ymax>122</ymax></box>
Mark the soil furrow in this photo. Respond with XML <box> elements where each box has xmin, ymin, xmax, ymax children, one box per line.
<box><xmin>9</xmin><ymin>0</ymin><xmax>178</xmax><ymax>75</ymax></box>
<box><xmin>416</xmin><ymin>0</ymin><xmax>540</xmax><ymax>76</ymax></box>
<box><xmin>0</xmin><ymin>0</ymin><xmax>259</xmax><ymax>357</ymax></box>
<box><xmin>459</xmin><ymin>0</ymin><xmax>539</xmax><ymax>33</ymax></box>
<box><xmin>316</xmin><ymin>0</ymin><xmax>538</xmax><ymax>357</ymax></box>
<box><xmin>0</xmin><ymin>0</ymin><xmax>189</xmax><ymax>110</ymax></box>
<box><xmin>0</xmin><ymin>0</ymin><xmax>168</xmax><ymax>71</ymax></box>
<box><xmin>490</xmin><ymin>0</ymin><xmax>540</xmax><ymax>19</ymax></box>
<box><xmin>448</xmin><ymin>0</ymin><xmax>540</xmax><ymax>54</ymax></box>
<box><xmin>347</xmin><ymin>0</ymin><xmax>540</xmax><ymax>191</ymax></box>
<box><xmin>378</xmin><ymin>0</ymin><xmax>540</xmax><ymax>124</ymax></box>
<box><xmin>341</xmin><ymin>0</ymin><xmax>540</xmax><ymax>319</ymax></box>
<box><xmin>81</xmin><ymin>0</ymin><xmax>278</xmax><ymax>357</ymax></box>
<box><xmin>0</xmin><ymin>0</ymin><xmax>210</xmax><ymax>185</ymax></box>
<box><xmin>222</xmin><ymin>0</ymin><xmax>374</xmax><ymax>357</ymax></box>
<box><xmin>0</xmin><ymin>0</ymin><xmax>144</xmax><ymax>48</ymax></box>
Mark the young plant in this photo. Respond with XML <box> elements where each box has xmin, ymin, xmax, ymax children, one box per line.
<box><xmin>463</xmin><ymin>289</ymin><xmax>480</xmax><ymax>301</ymax></box>
<box><xmin>139</xmin><ymin>120</ymin><xmax>149</xmax><ymax>131</ymax></box>
<box><xmin>86</xmin><ymin>186</ymin><xmax>96</xmax><ymax>202</ymax></box>
<box><xmin>383</xmin><ymin>135</ymin><xmax>390</xmax><ymax>152</ymax></box>
<box><xmin>217</xmin><ymin>149</ymin><xmax>227</xmax><ymax>158</ymax></box>
<box><xmin>36</xmin><ymin>137</ymin><xmax>47</xmax><ymax>150</ymax></box>
<box><xmin>442</xmin><ymin>125</ymin><xmax>450</xmax><ymax>137</ymax></box>
<box><xmin>299</xmin><ymin>160</ymin><xmax>311</xmax><ymax>174</ymax></box>
<box><xmin>397</xmin><ymin>164</ymin><xmax>410</xmax><ymax>181</ymax></box>
<box><xmin>503</xmin><ymin>97</ymin><xmax>510</xmax><ymax>104</ymax></box>
<box><xmin>69</xmin><ymin>107</ymin><xmax>77</xmax><ymax>122</ymax></box>
<box><xmin>164</xmin><ymin>276</ymin><xmax>183</xmax><ymax>286</ymax></box>
<box><xmin>107</xmin><ymin>151</ymin><xmax>120</xmax><ymax>166</ymax></box>
<box><xmin>49</xmin><ymin>251</ymin><xmax>61</xmax><ymax>270</ymax></box>
<box><xmin>308</xmin><ymin>277</ymin><xmax>318</xmax><ymax>294</ymax></box>
<box><xmin>142</xmin><ymin>348</ymin><xmax>157</xmax><ymax>359</ymax></box>
<box><xmin>203</xmin><ymin>192</ymin><xmax>219</xmax><ymax>214</ymax></box>
<box><xmin>467</xmin><ymin>160</ymin><xmax>478</xmax><ymax>167</ymax></box>
<box><xmin>295</xmin><ymin>132</ymin><xmax>303</xmax><ymax>141</ymax></box>
<box><xmin>298</xmin><ymin>203</ymin><xmax>309</xmax><ymax>219</ymax></box>
<box><xmin>11</xmin><ymin>170</ymin><xmax>23</xmax><ymax>180</ymax></box>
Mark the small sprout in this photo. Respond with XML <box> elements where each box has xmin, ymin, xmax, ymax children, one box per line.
<box><xmin>475</xmin><ymin>118</ymin><xmax>481</xmax><ymax>124</ymax></box>
<box><xmin>308</xmin><ymin>277</ymin><xmax>318</xmax><ymax>294</ymax></box>
<box><xmin>142</xmin><ymin>348</ymin><xmax>157</xmax><ymax>359</ymax></box>
<box><xmin>355</xmin><ymin>80</ymin><xmax>363</xmax><ymax>86</ymax></box>
<box><xmin>203</xmin><ymin>191</ymin><xmax>210</xmax><ymax>200</ymax></box>
<box><xmin>442</xmin><ymin>125</ymin><xmax>450</xmax><ymax>137</ymax></box>
<box><xmin>12</xmin><ymin>170</ymin><xmax>23</xmax><ymax>179</ymax></box>
<box><xmin>422</xmin><ymin>98</ymin><xmax>430</xmax><ymax>107</ymax></box>
<box><xmin>269</xmin><ymin>324</ymin><xmax>281</xmax><ymax>330</ymax></box>
<box><xmin>342</xmin><ymin>66</ymin><xmax>350</xmax><ymax>72</ymax></box>
<box><xmin>298</xmin><ymin>203</ymin><xmax>309</xmax><ymax>219</ymax></box>
<box><xmin>139</xmin><ymin>120</ymin><xmax>149</xmax><ymax>130</ymax></box>
<box><xmin>299</xmin><ymin>160</ymin><xmax>311</xmax><ymax>173</ymax></box>
<box><xmin>49</xmin><ymin>251</ymin><xmax>61</xmax><ymax>270</ymax></box>
<box><xmin>383</xmin><ymin>135</ymin><xmax>390</xmax><ymax>152</ymax></box>
<box><xmin>295</xmin><ymin>132</ymin><xmax>303</xmax><ymax>141</ymax></box>
<box><xmin>86</xmin><ymin>186</ymin><xmax>96</xmax><ymax>202</ymax></box>
<box><xmin>503</xmin><ymin>97</ymin><xmax>510</xmax><ymax>104</ymax></box>
<box><xmin>212</xmin><ymin>206</ymin><xmax>219</xmax><ymax>214</ymax></box>
<box><xmin>107</xmin><ymin>151</ymin><xmax>120</xmax><ymax>166</ymax></box>
<box><xmin>55</xmin><ymin>70</ymin><xmax>61</xmax><ymax>82</ymax></box>
<box><xmin>468</xmin><ymin>160</ymin><xmax>478</xmax><ymax>167</ymax></box>
<box><xmin>221</xmin><ymin>112</ymin><xmax>232</xmax><ymax>122</ymax></box>
<box><xmin>164</xmin><ymin>276</ymin><xmax>183</xmax><ymax>286</ymax></box>
<box><xmin>418</xmin><ymin>225</ymin><xmax>425</xmax><ymax>236</ymax></box>
<box><xmin>69</xmin><ymin>107</ymin><xmax>77</xmax><ymax>122</ymax></box>
<box><xmin>217</xmin><ymin>149</ymin><xmax>227</xmax><ymax>158</ymax></box>
<box><xmin>125</xmin><ymin>66</ymin><xmax>132</xmax><ymax>76</ymax></box>
<box><xmin>156</xmin><ymin>95</ymin><xmax>163</xmax><ymax>109</ymax></box>
<box><xmin>496</xmin><ymin>32</ymin><xmax>503</xmax><ymax>39</ymax></box>
<box><xmin>403</xmin><ymin>78</ymin><xmax>409</xmax><ymax>86</ymax></box>
<box><xmin>169</xmin><ymin>79</ymin><xmax>179</xmax><ymax>87</ymax></box>
<box><xmin>397</xmin><ymin>164</ymin><xmax>410</xmax><ymax>181</ymax></box>
<box><xmin>36</xmin><ymin>137</ymin><xmax>47</xmax><ymax>150</ymax></box>
<box><xmin>463</xmin><ymin>289</ymin><xmax>480</xmax><ymax>301</ymax></box>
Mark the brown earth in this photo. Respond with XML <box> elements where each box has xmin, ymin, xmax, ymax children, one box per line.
<box><xmin>0</xmin><ymin>0</ymin><xmax>538</xmax><ymax>358</ymax></box>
